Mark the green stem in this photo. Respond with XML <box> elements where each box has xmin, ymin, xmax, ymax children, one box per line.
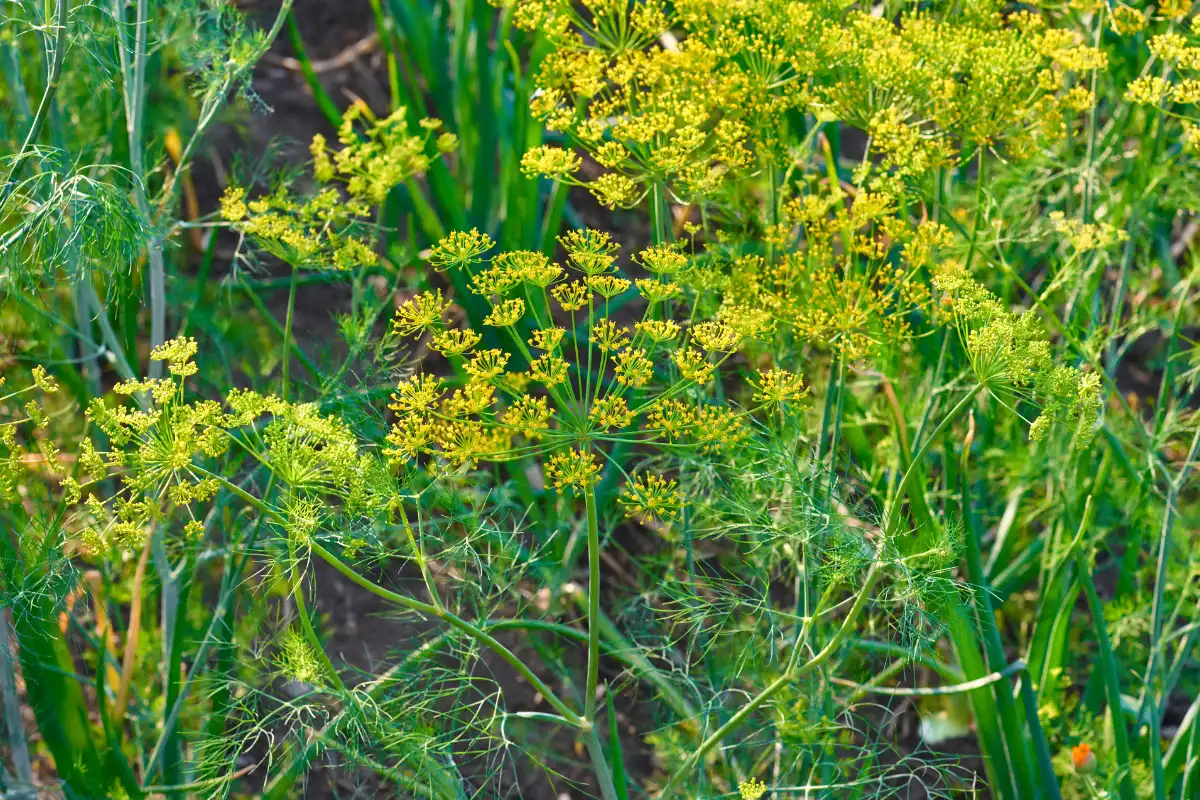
<box><xmin>584</xmin><ymin>483</ymin><xmax>602</xmax><ymax>724</ymax></box>
<box><xmin>964</xmin><ymin>148</ymin><xmax>987</xmax><ymax>272</ymax></box>
<box><xmin>289</xmin><ymin>546</ymin><xmax>348</xmax><ymax>695</ymax></box>
<box><xmin>887</xmin><ymin>384</ymin><xmax>982</xmax><ymax>538</ymax></box>
<box><xmin>584</xmin><ymin>726</ymin><xmax>621</xmax><ymax>800</ymax></box>
<box><xmin>281</xmin><ymin>265</ymin><xmax>299</xmax><ymax>402</ymax></box>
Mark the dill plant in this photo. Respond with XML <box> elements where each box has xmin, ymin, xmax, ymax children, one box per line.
<box><xmin>4</xmin><ymin>1</ymin><xmax>1200</xmax><ymax>799</ymax></box>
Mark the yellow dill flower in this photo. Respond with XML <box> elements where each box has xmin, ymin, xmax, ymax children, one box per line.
<box><xmin>1126</xmin><ymin>75</ymin><xmax>1171</xmax><ymax>105</ymax></box>
<box><xmin>310</xmin><ymin>134</ymin><xmax>334</xmax><ymax>181</ymax></box>
<box><xmin>693</xmin><ymin>406</ymin><xmax>746</xmax><ymax>453</ymax></box>
<box><xmin>561</xmin><ymin>229</ymin><xmax>618</xmax><ymax>275</ymax></box>
<box><xmin>750</xmin><ymin>368</ymin><xmax>808</xmax><ymax>407</ymax></box>
<box><xmin>521</xmin><ymin>144</ymin><xmax>582</xmax><ymax>178</ymax></box>
<box><xmin>464</xmin><ymin>349</ymin><xmax>511</xmax><ymax>381</ymax></box>
<box><xmin>430</xmin><ymin>328</ymin><xmax>482</xmax><ymax>356</ymax></box>
<box><xmin>385</xmin><ymin>414</ymin><xmax>435</xmax><ymax>463</ymax></box>
<box><xmin>591</xmin><ymin>319</ymin><xmax>630</xmax><ymax>352</ymax></box>
<box><xmin>738</xmin><ymin>778</ymin><xmax>767</xmax><ymax>800</ymax></box>
<box><xmin>393</xmin><ymin>290</ymin><xmax>452</xmax><ymax>337</ymax></box>
<box><xmin>428</xmin><ymin>228</ymin><xmax>495</xmax><ymax>270</ymax></box>
<box><xmin>613</xmin><ymin>348</ymin><xmax>653</xmax><ymax>388</ymax></box>
<box><xmin>485</xmin><ymin>298</ymin><xmax>527</xmax><ymax>327</ymax></box>
<box><xmin>589</xmin><ymin>395</ymin><xmax>634</xmax><ymax>430</ymax></box>
<box><xmin>150</xmin><ymin>337</ymin><xmax>199</xmax><ymax>377</ymax></box>
<box><xmin>671</xmin><ymin>348</ymin><xmax>714</xmax><ymax>385</ymax></box>
<box><xmin>471</xmin><ymin>264</ymin><xmax>524</xmax><ymax>298</ymax></box>
<box><xmin>218</xmin><ymin>186</ymin><xmax>248</xmax><ymax>222</ymax></box>
<box><xmin>545</xmin><ymin>448</ymin><xmax>600</xmax><ymax>491</ymax></box>
<box><xmin>619</xmin><ymin>473</ymin><xmax>681</xmax><ymax>523</ymax></box>
<box><xmin>1172</xmin><ymin>79</ymin><xmax>1200</xmax><ymax>105</ymax></box>
<box><xmin>586</xmin><ymin>274</ymin><xmax>632</xmax><ymax>299</ymax></box>
<box><xmin>530</xmin><ymin>354</ymin><xmax>570</xmax><ymax>387</ymax></box>
<box><xmin>494</xmin><ymin>249</ymin><xmax>563</xmax><ymax>287</ymax></box>
<box><xmin>691</xmin><ymin>321</ymin><xmax>739</xmax><ymax>352</ymax></box>
<box><xmin>636</xmin><ymin>279</ymin><xmax>680</xmax><ymax>304</ymax></box>
<box><xmin>635</xmin><ymin>319</ymin><xmax>680</xmax><ymax>344</ymax></box>
<box><xmin>31</xmin><ymin>366</ymin><xmax>57</xmax><ymax>393</ymax></box>
<box><xmin>530</xmin><ymin>327</ymin><xmax>566</xmax><ymax>351</ymax></box>
<box><xmin>436</xmin><ymin>132</ymin><xmax>458</xmax><ymax>153</ymax></box>
<box><xmin>552</xmin><ymin>280</ymin><xmax>593</xmax><ymax>311</ymax></box>
<box><xmin>589</xmin><ymin>172</ymin><xmax>639</xmax><ymax>209</ymax></box>
<box><xmin>503</xmin><ymin>395</ymin><xmax>554</xmax><ymax>440</ymax></box>
<box><xmin>1110</xmin><ymin>5</ymin><xmax>1146</xmax><ymax>35</ymax></box>
<box><xmin>389</xmin><ymin>374</ymin><xmax>445</xmax><ymax>415</ymax></box>
<box><xmin>718</xmin><ymin>304</ymin><xmax>775</xmax><ymax>339</ymax></box>
<box><xmin>635</xmin><ymin>245</ymin><xmax>688</xmax><ymax>275</ymax></box>
<box><xmin>442</xmin><ymin>382</ymin><xmax>497</xmax><ymax>418</ymax></box>
<box><xmin>646</xmin><ymin>399</ymin><xmax>695</xmax><ymax>440</ymax></box>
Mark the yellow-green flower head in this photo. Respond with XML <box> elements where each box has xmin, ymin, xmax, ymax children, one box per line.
<box><xmin>521</xmin><ymin>144</ymin><xmax>582</xmax><ymax>178</ymax></box>
<box><xmin>738</xmin><ymin>778</ymin><xmax>767</xmax><ymax>800</ymax></box>
<box><xmin>552</xmin><ymin>280</ymin><xmax>593</xmax><ymax>311</ymax></box>
<box><xmin>560</xmin><ymin>228</ymin><xmax>618</xmax><ymax>267</ymax></box>
<box><xmin>635</xmin><ymin>245</ymin><xmax>688</xmax><ymax>275</ymax></box>
<box><xmin>464</xmin><ymin>349</ymin><xmax>511</xmax><ymax>381</ymax></box>
<box><xmin>390</xmin><ymin>374</ymin><xmax>445</xmax><ymax>415</ymax></box>
<box><xmin>545</xmin><ymin>447</ymin><xmax>600</xmax><ymax>492</ymax></box>
<box><xmin>589</xmin><ymin>394</ymin><xmax>634</xmax><ymax>430</ymax></box>
<box><xmin>430</xmin><ymin>328</ymin><xmax>482</xmax><ymax>357</ymax></box>
<box><xmin>471</xmin><ymin>264</ymin><xmax>525</xmax><ymax>298</ymax></box>
<box><xmin>591</xmin><ymin>319</ymin><xmax>630</xmax><ymax>352</ymax></box>
<box><xmin>613</xmin><ymin>347</ymin><xmax>653</xmax><ymax>388</ymax></box>
<box><xmin>671</xmin><ymin>348</ymin><xmax>714</xmax><ymax>385</ymax></box>
<box><xmin>428</xmin><ymin>228</ymin><xmax>495</xmax><ymax>270</ymax></box>
<box><xmin>635</xmin><ymin>319</ymin><xmax>680</xmax><ymax>344</ymax></box>
<box><xmin>394</xmin><ymin>289</ymin><xmax>452</xmax><ymax>337</ymax></box>
<box><xmin>502</xmin><ymin>395</ymin><xmax>555</xmax><ymax>440</ymax></box>
<box><xmin>750</xmin><ymin>368</ymin><xmax>808</xmax><ymax>408</ymax></box>
<box><xmin>691</xmin><ymin>321</ymin><xmax>740</xmax><ymax>352</ymax></box>
<box><xmin>530</xmin><ymin>354</ymin><xmax>570</xmax><ymax>387</ymax></box>
<box><xmin>636</xmin><ymin>279</ymin><xmax>680</xmax><ymax>304</ymax></box>
<box><xmin>647</xmin><ymin>399</ymin><xmax>695</xmax><ymax>440</ymax></box>
<box><xmin>485</xmin><ymin>298</ymin><xmax>527</xmax><ymax>327</ymax></box>
<box><xmin>31</xmin><ymin>365</ymin><xmax>58</xmax><ymax>393</ymax></box>
<box><xmin>586</xmin><ymin>274</ymin><xmax>632</xmax><ymax>299</ymax></box>
<box><xmin>151</xmin><ymin>336</ymin><xmax>199</xmax><ymax>377</ymax></box>
<box><xmin>619</xmin><ymin>472</ymin><xmax>682</xmax><ymax>523</ymax></box>
<box><xmin>530</xmin><ymin>327</ymin><xmax>567</xmax><ymax>351</ymax></box>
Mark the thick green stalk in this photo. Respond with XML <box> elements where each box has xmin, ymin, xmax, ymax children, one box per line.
<box><xmin>584</xmin><ymin>483</ymin><xmax>602</xmax><ymax>724</ymax></box>
<box><xmin>281</xmin><ymin>265</ymin><xmax>299</xmax><ymax>402</ymax></box>
<box><xmin>584</xmin><ymin>726</ymin><xmax>621</xmax><ymax>800</ymax></box>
